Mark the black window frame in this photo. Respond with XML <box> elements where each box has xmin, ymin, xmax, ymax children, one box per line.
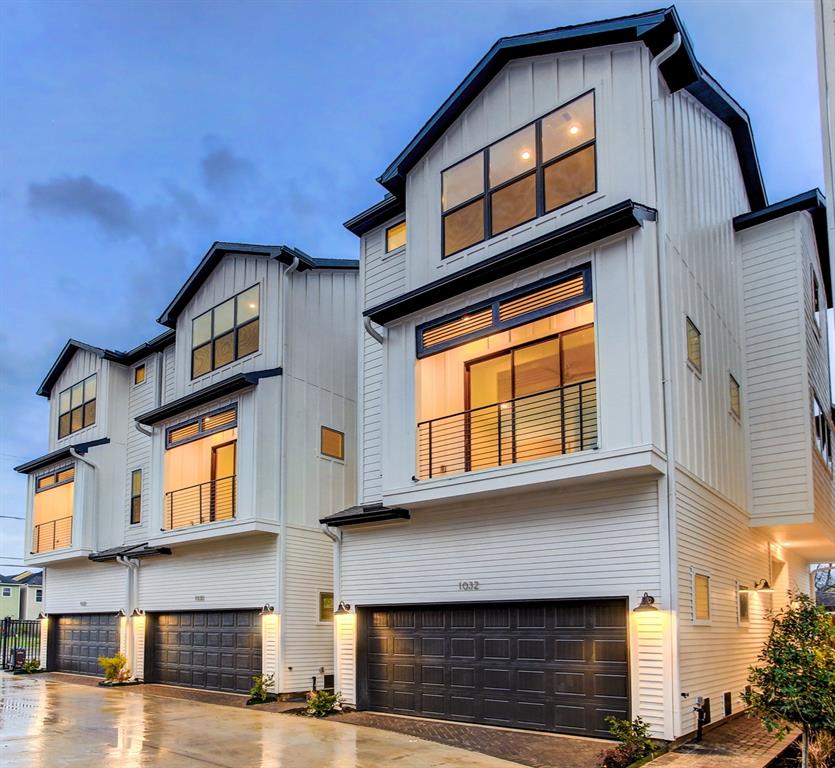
<box><xmin>441</xmin><ymin>90</ymin><xmax>597</xmax><ymax>259</ymax></box>
<box><xmin>385</xmin><ymin>220</ymin><xmax>407</xmax><ymax>253</ymax></box>
<box><xmin>130</xmin><ymin>468</ymin><xmax>142</xmax><ymax>525</ymax></box>
<box><xmin>35</xmin><ymin>465</ymin><xmax>75</xmax><ymax>493</ymax></box>
<box><xmin>133</xmin><ymin>363</ymin><xmax>146</xmax><ymax>386</ymax></box>
<box><xmin>35</xmin><ymin>589</ymin><xmax>43</xmax><ymax>603</ymax></box>
<box><xmin>191</xmin><ymin>285</ymin><xmax>260</xmax><ymax>379</ymax></box>
<box><xmin>57</xmin><ymin>373</ymin><xmax>97</xmax><ymax>439</ymax></box>
<box><xmin>165</xmin><ymin>404</ymin><xmax>238</xmax><ymax>449</ymax></box>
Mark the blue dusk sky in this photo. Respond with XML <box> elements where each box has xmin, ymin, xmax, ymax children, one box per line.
<box><xmin>0</xmin><ymin>0</ymin><xmax>824</xmax><ymax>568</ymax></box>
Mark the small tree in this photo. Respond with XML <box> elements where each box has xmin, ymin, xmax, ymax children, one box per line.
<box><xmin>98</xmin><ymin>653</ymin><xmax>131</xmax><ymax>683</ymax></box>
<box><xmin>742</xmin><ymin>592</ymin><xmax>835</xmax><ymax>768</ymax></box>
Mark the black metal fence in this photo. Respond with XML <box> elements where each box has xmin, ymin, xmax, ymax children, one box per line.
<box><xmin>417</xmin><ymin>379</ymin><xmax>597</xmax><ymax>479</ymax></box>
<box><xmin>164</xmin><ymin>475</ymin><xmax>236</xmax><ymax>530</ymax></box>
<box><xmin>32</xmin><ymin>515</ymin><xmax>72</xmax><ymax>553</ymax></box>
<box><xmin>1</xmin><ymin>617</ymin><xmax>41</xmax><ymax>670</ymax></box>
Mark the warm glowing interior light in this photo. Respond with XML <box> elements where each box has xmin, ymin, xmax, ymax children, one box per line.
<box><xmin>520</xmin><ymin>150</ymin><xmax>531</xmax><ymax>161</ymax></box>
<box><xmin>569</xmin><ymin>125</ymin><xmax>580</xmax><ymax>135</ymax></box>
<box><xmin>500</xmin><ymin>402</ymin><xmax>509</xmax><ymax>410</ymax></box>
<box><xmin>248</xmin><ymin>303</ymin><xmax>256</xmax><ymax>309</ymax></box>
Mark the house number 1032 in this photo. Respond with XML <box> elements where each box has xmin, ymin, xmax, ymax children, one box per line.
<box><xmin>458</xmin><ymin>580</ymin><xmax>479</xmax><ymax>591</ymax></box>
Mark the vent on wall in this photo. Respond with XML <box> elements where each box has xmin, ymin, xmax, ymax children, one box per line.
<box><xmin>421</xmin><ymin>308</ymin><xmax>492</xmax><ymax>350</ymax></box>
<box><xmin>498</xmin><ymin>273</ymin><xmax>585</xmax><ymax>322</ymax></box>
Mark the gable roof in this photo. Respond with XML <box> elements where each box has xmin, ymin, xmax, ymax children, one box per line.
<box><xmin>36</xmin><ymin>329</ymin><xmax>175</xmax><ymax>398</ymax></box>
<box><xmin>350</xmin><ymin>6</ymin><xmax>765</xmax><ymax>233</ymax></box>
<box><xmin>156</xmin><ymin>242</ymin><xmax>359</xmax><ymax>328</ymax></box>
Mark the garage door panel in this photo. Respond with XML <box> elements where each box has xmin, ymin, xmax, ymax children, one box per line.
<box><xmin>149</xmin><ymin>610</ymin><xmax>260</xmax><ymax>694</ymax></box>
<box><xmin>55</xmin><ymin>614</ymin><xmax>119</xmax><ymax>675</ymax></box>
<box><xmin>362</xmin><ymin>599</ymin><xmax>628</xmax><ymax>736</ymax></box>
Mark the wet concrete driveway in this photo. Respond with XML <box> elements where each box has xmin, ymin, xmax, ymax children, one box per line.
<box><xmin>0</xmin><ymin>674</ymin><xmax>520</xmax><ymax>767</ymax></box>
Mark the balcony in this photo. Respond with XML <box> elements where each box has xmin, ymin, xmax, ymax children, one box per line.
<box><xmin>31</xmin><ymin>515</ymin><xmax>72</xmax><ymax>554</ymax></box>
<box><xmin>164</xmin><ymin>475</ymin><xmax>236</xmax><ymax>530</ymax></box>
<box><xmin>418</xmin><ymin>379</ymin><xmax>597</xmax><ymax>479</ymax></box>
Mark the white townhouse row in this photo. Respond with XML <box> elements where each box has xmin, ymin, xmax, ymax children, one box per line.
<box><xmin>15</xmin><ymin>244</ymin><xmax>357</xmax><ymax>695</ymax></box>
<box><xmin>319</xmin><ymin>6</ymin><xmax>835</xmax><ymax>743</ymax></box>
<box><xmin>13</xmin><ymin>4</ymin><xmax>835</xmax><ymax>746</ymax></box>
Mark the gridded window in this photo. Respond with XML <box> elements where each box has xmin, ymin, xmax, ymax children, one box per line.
<box><xmin>36</xmin><ymin>589</ymin><xmax>43</xmax><ymax>603</ymax></box>
<box><xmin>813</xmin><ymin>396</ymin><xmax>832</xmax><ymax>468</ymax></box>
<box><xmin>192</xmin><ymin>285</ymin><xmax>260</xmax><ymax>378</ymax></box>
<box><xmin>319</xmin><ymin>592</ymin><xmax>334</xmax><ymax>622</ymax></box>
<box><xmin>36</xmin><ymin>466</ymin><xmax>75</xmax><ymax>492</ymax></box>
<box><xmin>321</xmin><ymin>426</ymin><xmax>345</xmax><ymax>460</ymax></box>
<box><xmin>134</xmin><ymin>364</ymin><xmax>146</xmax><ymax>385</ymax></box>
<box><xmin>738</xmin><ymin>585</ymin><xmax>750</xmax><ymax>623</ymax></box>
<box><xmin>386</xmin><ymin>221</ymin><xmax>407</xmax><ymax>252</ymax></box>
<box><xmin>130</xmin><ymin>469</ymin><xmax>142</xmax><ymax>525</ymax></box>
<box><xmin>1</xmin><ymin>588</ymin><xmax>9</xmax><ymax>597</ymax></box>
<box><xmin>693</xmin><ymin>572</ymin><xmax>711</xmax><ymax>622</ymax></box>
<box><xmin>58</xmin><ymin>374</ymin><xmax>97</xmax><ymax>438</ymax></box>
<box><xmin>686</xmin><ymin>318</ymin><xmax>702</xmax><ymax>373</ymax></box>
<box><xmin>729</xmin><ymin>375</ymin><xmax>741</xmax><ymax>419</ymax></box>
<box><xmin>441</xmin><ymin>91</ymin><xmax>596</xmax><ymax>258</ymax></box>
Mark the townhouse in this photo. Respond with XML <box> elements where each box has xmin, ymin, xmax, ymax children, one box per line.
<box><xmin>15</xmin><ymin>243</ymin><xmax>357</xmax><ymax>694</ymax></box>
<box><xmin>322</xmin><ymin>7</ymin><xmax>835</xmax><ymax>742</ymax></box>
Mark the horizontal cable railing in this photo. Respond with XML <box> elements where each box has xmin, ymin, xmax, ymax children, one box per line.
<box><xmin>164</xmin><ymin>475</ymin><xmax>236</xmax><ymax>530</ymax></box>
<box><xmin>32</xmin><ymin>515</ymin><xmax>72</xmax><ymax>553</ymax></box>
<box><xmin>417</xmin><ymin>379</ymin><xmax>597</xmax><ymax>480</ymax></box>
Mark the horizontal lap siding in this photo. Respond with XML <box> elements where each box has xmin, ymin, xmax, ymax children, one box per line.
<box><xmin>137</xmin><ymin>536</ymin><xmax>276</xmax><ymax>611</ymax></box>
<box><xmin>675</xmin><ymin>472</ymin><xmax>776</xmax><ymax>735</ymax></box>
<box><xmin>282</xmin><ymin>526</ymin><xmax>334</xmax><ymax>692</ymax></box>
<box><xmin>45</xmin><ymin>560</ymin><xmax>125</xmax><ymax>613</ymax></box>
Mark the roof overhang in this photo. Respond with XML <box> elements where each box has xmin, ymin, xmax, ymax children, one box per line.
<box><xmin>320</xmin><ymin>503</ymin><xmax>411</xmax><ymax>527</ymax></box>
<box><xmin>135</xmin><ymin>368</ymin><xmax>282</xmax><ymax>426</ymax></box>
<box><xmin>344</xmin><ymin>195</ymin><xmax>406</xmax><ymax>236</ymax></box>
<box><xmin>13</xmin><ymin>437</ymin><xmax>110</xmax><ymax>474</ymax></box>
<box><xmin>345</xmin><ymin>7</ymin><xmax>765</xmax><ymax>236</ymax></box>
<box><xmin>364</xmin><ymin>199</ymin><xmax>655</xmax><ymax>325</ymax></box>
<box><xmin>733</xmin><ymin>189</ymin><xmax>830</xmax><ymax>307</ymax></box>
<box><xmin>88</xmin><ymin>543</ymin><xmax>172</xmax><ymax>562</ymax></box>
<box><xmin>157</xmin><ymin>242</ymin><xmax>358</xmax><ymax>328</ymax></box>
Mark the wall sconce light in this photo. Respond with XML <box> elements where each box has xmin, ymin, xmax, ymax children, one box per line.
<box><xmin>38</xmin><ymin>612</ymin><xmax>48</xmax><ymax>620</ymax></box>
<box><xmin>753</xmin><ymin>579</ymin><xmax>773</xmax><ymax>593</ymax></box>
<box><xmin>116</xmin><ymin>609</ymin><xmax>127</xmax><ymax>617</ymax></box>
<box><xmin>260</xmin><ymin>604</ymin><xmax>275</xmax><ymax>615</ymax></box>
<box><xmin>131</xmin><ymin>608</ymin><xmax>145</xmax><ymax>617</ymax></box>
<box><xmin>334</xmin><ymin>601</ymin><xmax>352</xmax><ymax>615</ymax></box>
<box><xmin>633</xmin><ymin>593</ymin><xmax>658</xmax><ymax>612</ymax></box>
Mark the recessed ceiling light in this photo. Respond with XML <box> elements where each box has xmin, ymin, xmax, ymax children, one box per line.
<box><xmin>569</xmin><ymin>125</ymin><xmax>580</xmax><ymax>135</ymax></box>
<box><xmin>520</xmin><ymin>150</ymin><xmax>531</xmax><ymax>161</ymax></box>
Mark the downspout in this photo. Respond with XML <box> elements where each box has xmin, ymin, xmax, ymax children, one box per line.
<box><xmin>363</xmin><ymin>317</ymin><xmax>385</xmax><ymax>345</ymax></box>
<box><xmin>277</xmin><ymin>255</ymin><xmax>300</xmax><ymax>691</ymax></box>
<box><xmin>320</xmin><ymin>525</ymin><xmax>342</xmax><ymax>606</ymax></box>
<box><xmin>649</xmin><ymin>31</ymin><xmax>682</xmax><ymax>741</ymax></box>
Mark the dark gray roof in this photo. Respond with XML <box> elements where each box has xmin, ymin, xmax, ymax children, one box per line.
<box><xmin>13</xmin><ymin>438</ymin><xmax>110</xmax><ymax>475</ymax></box>
<box><xmin>320</xmin><ymin>503</ymin><xmax>410</xmax><ymax>527</ymax></box>
<box><xmin>157</xmin><ymin>242</ymin><xmax>358</xmax><ymax>328</ymax></box>
<box><xmin>0</xmin><ymin>571</ymin><xmax>42</xmax><ymax>586</ymax></box>
<box><xmin>88</xmin><ymin>543</ymin><xmax>172</xmax><ymax>562</ymax></box>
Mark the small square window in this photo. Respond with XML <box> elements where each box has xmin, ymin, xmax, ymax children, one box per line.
<box><xmin>319</xmin><ymin>592</ymin><xmax>334</xmax><ymax>622</ymax></box>
<box><xmin>737</xmin><ymin>584</ymin><xmax>750</xmax><ymax>623</ymax></box>
<box><xmin>321</xmin><ymin>426</ymin><xmax>345</xmax><ymax>461</ymax></box>
<box><xmin>693</xmin><ymin>572</ymin><xmax>711</xmax><ymax>622</ymax></box>
<box><xmin>686</xmin><ymin>318</ymin><xmax>702</xmax><ymax>373</ymax></box>
<box><xmin>2</xmin><ymin>587</ymin><xmax>10</xmax><ymax>597</ymax></box>
<box><xmin>386</xmin><ymin>221</ymin><xmax>407</xmax><ymax>253</ymax></box>
<box><xmin>729</xmin><ymin>375</ymin><xmax>741</xmax><ymax>419</ymax></box>
<box><xmin>35</xmin><ymin>589</ymin><xmax>43</xmax><ymax>602</ymax></box>
<box><xmin>134</xmin><ymin>364</ymin><xmax>146</xmax><ymax>385</ymax></box>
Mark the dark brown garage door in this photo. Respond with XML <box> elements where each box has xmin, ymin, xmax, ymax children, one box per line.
<box><xmin>360</xmin><ymin>599</ymin><xmax>628</xmax><ymax>736</ymax></box>
<box><xmin>54</xmin><ymin>614</ymin><xmax>119</xmax><ymax>675</ymax></box>
<box><xmin>148</xmin><ymin>610</ymin><xmax>261</xmax><ymax>693</ymax></box>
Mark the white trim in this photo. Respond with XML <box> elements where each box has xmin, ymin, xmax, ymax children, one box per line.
<box><xmin>735</xmin><ymin>580</ymin><xmax>750</xmax><ymax>625</ymax></box>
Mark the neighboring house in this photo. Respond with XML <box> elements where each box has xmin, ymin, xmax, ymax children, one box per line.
<box><xmin>15</xmin><ymin>243</ymin><xmax>358</xmax><ymax>693</ymax></box>
<box><xmin>817</xmin><ymin>589</ymin><xmax>835</xmax><ymax>612</ymax></box>
<box><xmin>323</xmin><ymin>7</ymin><xmax>835</xmax><ymax>744</ymax></box>
<box><xmin>0</xmin><ymin>571</ymin><xmax>42</xmax><ymax>620</ymax></box>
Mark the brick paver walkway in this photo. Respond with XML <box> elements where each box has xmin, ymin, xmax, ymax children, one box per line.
<box><xmin>653</xmin><ymin>716</ymin><xmax>799</xmax><ymax>768</ymax></box>
<box><xmin>329</xmin><ymin>711</ymin><xmax>608</xmax><ymax>768</ymax></box>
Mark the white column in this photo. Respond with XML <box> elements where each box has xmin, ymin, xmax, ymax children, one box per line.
<box><xmin>38</xmin><ymin>617</ymin><xmax>49</xmax><ymax>670</ymax></box>
<box><xmin>261</xmin><ymin>612</ymin><xmax>281</xmax><ymax>693</ymax></box>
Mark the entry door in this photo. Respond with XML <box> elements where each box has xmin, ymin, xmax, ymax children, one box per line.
<box><xmin>210</xmin><ymin>441</ymin><xmax>236</xmax><ymax>521</ymax></box>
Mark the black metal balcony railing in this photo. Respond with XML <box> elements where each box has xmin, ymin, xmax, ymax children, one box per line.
<box><xmin>417</xmin><ymin>379</ymin><xmax>597</xmax><ymax>480</ymax></box>
<box><xmin>32</xmin><ymin>515</ymin><xmax>72</xmax><ymax>553</ymax></box>
<box><xmin>164</xmin><ymin>475</ymin><xmax>236</xmax><ymax>530</ymax></box>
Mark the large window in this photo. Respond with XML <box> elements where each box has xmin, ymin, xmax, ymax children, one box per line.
<box><xmin>58</xmin><ymin>374</ymin><xmax>96</xmax><ymax>438</ymax></box>
<box><xmin>192</xmin><ymin>285</ymin><xmax>260</xmax><ymax>378</ymax></box>
<box><xmin>442</xmin><ymin>91</ymin><xmax>596</xmax><ymax>258</ymax></box>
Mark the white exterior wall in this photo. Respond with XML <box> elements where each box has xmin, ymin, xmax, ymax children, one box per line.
<box><xmin>44</xmin><ymin>559</ymin><xmax>125</xmax><ymax>613</ymax></box>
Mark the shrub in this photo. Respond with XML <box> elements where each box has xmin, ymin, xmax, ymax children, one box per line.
<box><xmin>98</xmin><ymin>653</ymin><xmax>131</xmax><ymax>683</ymax></box>
<box><xmin>21</xmin><ymin>658</ymin><xmax>41</xmax><ymax>673</ymax></box>
<box><xmin>248</xmin><ymin>673</ymin><xmax>275</xmax><ymax>703</ymax></box>
<box><xmin>305</xmin><ymin>689</ymin><xmax>343</xmax><ymax>718</ymax></box>
<box><xmin>597</xmin><ymin>716</ymin><xmax>658</xmax><ymax>768</ymax></box>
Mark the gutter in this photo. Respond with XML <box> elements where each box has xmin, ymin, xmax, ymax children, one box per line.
<box><xmin>650</xmin><ymin>31</ymin><xmax>683</xmax><ymax>741</ymax></box>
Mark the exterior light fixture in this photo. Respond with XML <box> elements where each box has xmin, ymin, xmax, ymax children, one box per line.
<box><xmin>753</xmin><ymin>579</ymin><xmax>773</xmax><ymax>593</ymax></box>
<box><xmin>633</xmin><ymin>593</ymin><xmax>658</xmax><ymax>612</ymax></box>
<box><xmin>334</xmin><ymin>601</ymin><xmax>352</xmax><ymax>615</ymax></box>
<box><xmin>116</xmin><ymin>609</ymin><xmax>127</xmax><ymax>617</ymax></box>
<box><xmin>260</xmin><ymin>604</ymin><xmax>275</xmax><ymax>615</ymax></box>
<box><xmin>131</xmin><ymin>608</ymin><xmax>145</xmax><ymax>617</ymax></box>
<box><xmin>38</xmin><ymin>612</ymin><xmax>48</xmax><ymax>620</ymax></box>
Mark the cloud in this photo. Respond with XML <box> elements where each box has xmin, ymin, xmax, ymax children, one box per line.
<box><xmin>201</xmin><ymin>147</ymin><xmax>256</xmax><ymax>194</ymax></box>
<box><xmin>28</xmin><ymin>175</ymin><xmax>136</xmax><ymax>237</ymax></box>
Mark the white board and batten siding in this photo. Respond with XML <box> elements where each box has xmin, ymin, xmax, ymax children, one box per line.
<box><xmin>45</xmin><ymin>559</ymin><xmax>125</xmax><ymax>613</ymax></box>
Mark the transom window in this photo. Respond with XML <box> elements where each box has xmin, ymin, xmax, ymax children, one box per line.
<box><xmin>441</xmin><ymin>91</ymin><xmax>596</xmax><ymax>258</ymax></box>
<box><xmin>58</xmin><ymin>374</ymin><xmax>96</xmax><ymax>438</ymax></box>
<box><xmin>36</xmin><ymin>466</ymin><xmax>75</xmax><ymax>492</ymax></box>
<box><xmin>192</xmin><ymin>285</ymin><xmax>260</xmax><ymax>378</ymax></box>
<box><xmin>386</xmin><ymin>221</ymin><xmax>407</xmax><ymax>253</ymax></box>
<box><xmin>166</xmin><ymin>405</ymin><xmax>238</xmax><ymax>449</ymax></box>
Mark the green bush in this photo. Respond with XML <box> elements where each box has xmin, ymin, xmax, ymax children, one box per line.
<box><xmin>305</xmin><ymin>689</ymin><xmax>343</xmax><ymax>718</ymax></box>
<box><xmin>98</xmin><ymin>653</ymin><xmax>131</xmax><ymax>683</ymax></box>
<box><xmin>248</xmin><ymin>673</ymin><xmax>275</xmax><ymax>703</ymax></box>
<box><xmin>21</xmin><ymin>658</ymin><xmax>41</xmax><ymax>673</ymax></box>
<box><xmin>597</xmin><ymin>716</ymin><xmax>659</xmax><ymax>768</ymax></box>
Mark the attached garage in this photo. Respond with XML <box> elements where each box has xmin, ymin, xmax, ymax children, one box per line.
<box><xmin>359</xmin><ymin>599</ymin><xmax>628</xmax><ymax>736</ymax></box>
<box><xmin>53</xmin><ymin>614</ymin><xmax>119</xmax><ymax>675</ymax></box>
<box><xmin>146</xmin><ymin>610</ymin><xmax>261</xmax><ymax>693</ymax></box>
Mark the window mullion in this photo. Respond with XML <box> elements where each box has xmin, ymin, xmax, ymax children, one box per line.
<box><xmin>483</xmin><ymin>149</ymin><xmax>491</xmax><ymax>242</ymax></box>
<box><xmin>535</xmin><ymin>119</ymin><xmax>544</xmax><ymax>218</ymax></box>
